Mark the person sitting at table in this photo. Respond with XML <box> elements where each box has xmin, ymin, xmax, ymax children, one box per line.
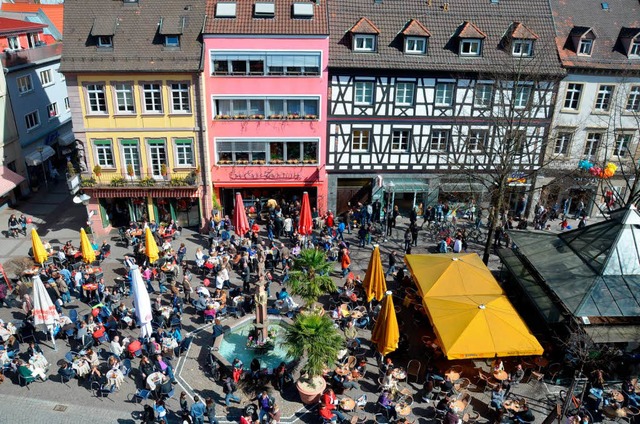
<box><xmin>232</xmin><ymin>358</ymin><xmax>243</xmax><ymax>382</ymax></box>
<box><xmin>88</xmin><ymin>364</ymin><xmax>102</xmax><ymax>383</ymax></box>
<box><xmin>491</xmin><ymin>385</ymin><xmax>506</xmax><ymax>411</ymax></box>
<box><xmin>514</xmin><ymin>404</ymin><xmax>535</xmax><ymax>423</ymax></box>
<box><xmin>84</xmin><ymin>348</ymin><xmax>99</xmax><ymax>367</ymax></box>
<box><xmin>249</xmin><ymin>358</ymin><xmax>262</xmax><ymax>382</ymax></box>
<box><xmin>380</xmin><ymin>357</ymin><xmax>394</xmax><ymax>377</ymax></box>
<box><xmin>492</xmin><ymin>355</ymin><xmax>504</xmax><ymax>372</ymax></box>
<box><xmin>148</xmin><ymin>337</ymin><xmax>162</xmax><ymax>356</ymax></box>
<box><xmin>63</xmin><ymin>241</ymin><xmax>77</xmax><ymax>256</ymax></box>
<box><xmin>59</xmin><ymin>361</ymin><xmax>76</xmax><ymax>381</ymax></box>
<box><xmin>352</xmin><ymin>358</ymin><xmax>367</xmax><ymax>379</ymax></box>
<box><xmin>138</xmin><ymin>355</ymin><xmax>155</xmax><ymax>384</ymax></box>
<box><xmin>343</xmin><ymin>320</ymin><xmax>359</xmax><ymax>345</ymax></box>
<box><xmin>110</xmin><ymin>335</ymin><xmax>125</xmax><ymax>359</ymax></box>
<box><xmin>377</xmin><ymin>390</ymin><xmax>397</xmax><ymax>420</ymax></box>
<box><xmin>319</xmin><ymin>403</ymin><xmax>346</xmax><ymax>423</ymax></box>
<box><xmin>154</xmin><ymin>354</ymin><xmax>175</xmax><ymax>382</ymax></box>
<box><xmin>441</xmin><ymin>374</ymin><xmax>454</xmax><ymax>395</ymax></box>
<box><xmin>445</xmin><ymin>408</ymin><xmax>459</xmax><ymax>424</ymax></box>
<box><xmin>161</xmin><ymin>239</ymin><xmax>172</xmax><ymax>253</ymax></box>
<box><xmin>622</xmin><ymin>379</ymin><xmax>640</xmax><ymax>407</ymax></box>
<box><xmin>382</xmin><ymin>368</ymin><xmax>398</xmax><ymax>391</ymax></box>
<box><xmin>203</xmin><ymin>304</ymin><xmax>216</xmax><ymax>322</ymax></box>
<box><xmin>92</xmin><ymin>322</ymin><xmax>108</xmax><ymax>343</ymax></box>
<box><xmin>26</xmin><ymin>341</ymin><xmax>43</xmax><ymax>358</ymax></box>
<box><xmin>333</xmin><ymin>369</ymin><xmax>359</xmax><ymax>391</ymax></box>
<box><xmin>512</xmin><ymin>364</ymin><xmax>525</xmax><ymax>385</ymax></box>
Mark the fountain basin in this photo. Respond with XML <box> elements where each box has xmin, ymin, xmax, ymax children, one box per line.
<box><xmin>212</xmin><ymin>315</ymin><xmax>293</xmax><ymax>371</ymax></box>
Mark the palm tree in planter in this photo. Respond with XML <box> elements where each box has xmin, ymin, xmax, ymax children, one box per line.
<box><xmin>288</xmin><ymin>248</ymin><xmax>337</xmax><ymax>311</ymax></box>
<box><xmin>284</xmin><ymin>312</ymin><xmax>344</xmax><ymax>404</ymax></box>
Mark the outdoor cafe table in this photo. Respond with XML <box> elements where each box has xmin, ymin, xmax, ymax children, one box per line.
<box><xmin>72</xmin><ymin>357</ymin><xmax>91</xmax><ymax>377</ymax></box>
<box><xmin>392</xmin><ymin>368</ymin><xmax>407</xmax><ymax>381</ymax></box>
<box><xmin>395</xmin><ymin>403</ymin><xmax>412</xmax><ymax>417</ymax></box>
<box><xmin>106</xmin><ymin>368</ymin><xmax>125</xmax><ymax>390</ymax></box>
<box><xmin>147</xmin><ymin>371</ymin><xmax>165</xmax><ymax>391</ymax></box>
<box><xmin>350</xmin><ymin>310</ymin><xmax>364</xmax><ymax>319</ymax></box>
<box><xmin>339</xmin><ymin>397</ymin><xmax>356</xmax><ymax>412</ymax></box>
<box><xmin>22</xmin><ymin>266</ymin><xmax>40</xmax><ymax>276</ymax></box>
<box><xmin>450</xmin><ymin>400</ymin><xmax>466</xmax><ymax>414</ymax></box>
<box><xmin>534</xmin><ymin>357</ymin><xmax>549</xmax><ymax>370</ymax></box>
<box><xmin>335</xmin><ymin>366</ymin><xmax>350</xmax><ymax>377</ymax></box>
<box><xmin>84</xmin><ymin>266</ymin><xmax>102</xmax><ymax>276</ymax></box>
<box><xmin>493</xmin><ymin>370</ymin><xmax>509</xmax><ymax>381</ymax></box>
<box><xmin>503</xmin><ymin>400</ymin><xmax>522</xmax><ymax>413</ymax></box>
<box><xmin>445</xmin><ymin>369</ymin><xmax>461</xmax><ymax>382</ymax></box>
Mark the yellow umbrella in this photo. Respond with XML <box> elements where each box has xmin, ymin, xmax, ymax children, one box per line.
<box><xmin>79</xmin><ymin>228</ymin><xmax>96</xmax><ymax>264</ymax></box>
<box><xmin>405</xmin><ymin>253</ymin><xmax>504</xmax><ymax>298</ymax></box>
<box><xmin>145</xmin><ymin>227</ymin><xmax>159</xmax><ymax>264</ymax></box>
<box><xmin>31</xmin><ymin>228</ymin><xmax>48</xmax><ymax>265</ymax></box>
<box><xmin>362</xmin><ymin>245</ymin><xmax>387</xmax><ymax>302</ymax></box>
<box><xmin>423</xmin><ymin>294</ymin><xmax>544</xmax><ymax>359</ymax></box>
<box><xmin>371</xmin><ymin>291</ymin><xmax>399</xmax><ymax>356</ymax></box>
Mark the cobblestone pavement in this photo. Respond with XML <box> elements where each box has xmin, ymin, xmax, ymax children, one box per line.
<box><xmin>0</xmin><ymin>187</ymin><xmax>591</xmax><ymax>424</ymax></box>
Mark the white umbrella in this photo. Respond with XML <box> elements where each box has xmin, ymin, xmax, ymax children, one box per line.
<box><xmin>32</xmin><ymin>275</ymin><xmax>59</xmax><ymax>350</ymax></box>
<box><xmin>130</xmin><ymin>266</ymin><xmax>153</xmax><ymax>339</ymax></box>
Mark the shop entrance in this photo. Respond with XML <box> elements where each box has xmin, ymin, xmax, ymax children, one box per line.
<box><xmin>99</xmin><ymin>197</ymin><xmax>147</xmax><ymax>228</ymax></box>
<box><xmin>220</xmin><ymin>187</ymin><xmax>317</xmax><ymax>221</ymax></box>
<box><xmin>153</xmin><ymin>197</ymin><xmax>200</xmax><ymax>227</ymax></box>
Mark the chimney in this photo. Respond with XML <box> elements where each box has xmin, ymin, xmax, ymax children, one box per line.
<box><xmin>443</xmin><ymin>2</ymin><xmax>449</xmax><ymax>11</ymax></box>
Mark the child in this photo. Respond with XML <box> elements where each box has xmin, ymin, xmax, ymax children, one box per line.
<box><xmin>179</xmin><ymin>391</ymin><xmax>189</xmax><ymax>414</ymax></box>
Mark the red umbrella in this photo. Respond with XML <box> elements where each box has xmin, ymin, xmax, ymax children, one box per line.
<box><xmin>298</xmin><ymin>191</ymin><xmax>313</xmax><ymax>235</ymax></box>
<box><xmin>233</xmin><ymin>192</ymin><xmax>250</xmax><ymax>237</ymax></box>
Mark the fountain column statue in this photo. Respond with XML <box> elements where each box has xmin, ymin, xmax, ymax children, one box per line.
<box><xmin>254</xmin><ymin>281</ymin><xmax>268</xmax><ymax>342</ymax></box>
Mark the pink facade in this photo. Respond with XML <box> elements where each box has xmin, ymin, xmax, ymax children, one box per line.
<box><xmin>203</xmin><ymin>36</ymin><xmax>329</xmax><ymax>215</ymax></box>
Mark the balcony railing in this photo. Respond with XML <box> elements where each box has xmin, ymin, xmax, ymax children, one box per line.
<box><xmin>1</xmin><ymin>43</ymin><xmax>63</xmax><ymax>69</ymax></box>
<box><xmin>80</xmin><ymin>170</ymin><xmax>201</xmax><ymax>188</ymax></box>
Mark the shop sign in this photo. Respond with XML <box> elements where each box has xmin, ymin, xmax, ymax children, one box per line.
<box><xmin>228</xmin><ymin>169</ymin><xmax>302</xmax><ymax>181</ymax></box>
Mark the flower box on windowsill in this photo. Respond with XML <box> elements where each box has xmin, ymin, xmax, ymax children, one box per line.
<box><xmin>233</xmin><ymin>115</ymin><xmax>247</xmax><ymax>120</ymax></box>
<box><xmin>250</xmin><ymin>114</ymin><xmax>264</xmax><ymax>120</ymax></box>
<box><xmin>251</xmin><ymin>160</ymin><xmax>266</xmax><ymax>165</ymax></box>
<box><xmin>287</xmin><ymin>114</ymin><xmax>301</xmax><ymax>120</ymax></box>
<box><xmin>216</xmin><ymin>115</ymin><xmax>231</xmax><ymax>120</ymax></box>
<box><xmin>303</xmin><ymin>159</ymin><xmax>318</xmax><ymax>164</ymax></box>
<box><xmin>235</xmin><ymin>160</ymin><xmax>250</xmax><ymax>165</ymax></box>
<box><xmin>304</xmin><ymin>114</ymin><xmax>317</xmax><ymax>120</ymax></box>
<box><xmin>271</xmin><ymin>159</ymin><xmax>284</xmax><ymax>164</ymax></box>
<box><xmin>286</xmin><ymin>159</ymin><xmax>300</xmax><ymax>164</ymax></box>
<box><xmin>218</xmin><ymin>160</ymin><xmax>232</xmax><ymax>165</ymax></box>
<box><xmin>269</xmin><ymin>114</ymin><xmax>283</xmax><ymax>120</ymax></box>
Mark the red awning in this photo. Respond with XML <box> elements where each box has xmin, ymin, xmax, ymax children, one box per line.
<box><xmin>0</xmin><ymin>166</ymin><xmax>25</xmax><ymax>196</ymax></box>
<box><xmin>87</xmin><ymin>187</ymin><xmax>199</xmax><ymax>198</ymax></box>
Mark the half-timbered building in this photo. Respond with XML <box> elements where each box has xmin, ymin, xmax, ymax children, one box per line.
<box><xmin>327</xmin><ymin>0</ymin><xmax>565</xmax><ymax>215</ymax></box>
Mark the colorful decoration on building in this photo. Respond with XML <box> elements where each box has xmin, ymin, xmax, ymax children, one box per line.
<box><xmin>578</xmin><ymin>161</ymin><xmax>617</xmax><ymax>179</ymax></box>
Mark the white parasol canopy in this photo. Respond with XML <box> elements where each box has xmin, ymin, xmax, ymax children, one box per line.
<box><xmin>32</xmin><ymin>275</ymin><xmax>59</xmax><ymax>350</ymax></box>
<box><xmin>130</xmin><ymin>266</ymin><xmax>153</xmax><ymax>339</ymax></box>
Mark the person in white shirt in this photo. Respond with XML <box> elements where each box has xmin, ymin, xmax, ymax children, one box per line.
<box><xmin>283</xmin><ymin>216</ymin><xmax>293</xmax><ymax>238</ymax></box>
<box><xmin>453</xmin><ymin>236</ymin><xmax>463</xmax><ymax>253</ymax></box>
<box><xmin>110</xmin><ymin>335</ymin><xmax>125</xmax><ymax>358</ymax></box>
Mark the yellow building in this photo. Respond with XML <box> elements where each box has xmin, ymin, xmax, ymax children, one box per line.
<box><xmin>60</xmin><ymin>0</ymin><xmax>208</xmax><ymax>234</ymax></box>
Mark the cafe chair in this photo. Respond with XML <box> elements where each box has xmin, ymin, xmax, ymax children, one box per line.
<box><xmin>407</xmin><ymin>359</ymin><xmax>421</xmax><ymax>383</ymax></box>
<box><xmin>91</xmin><ymin>380</ymin><xmax>116</xmax><ymax>401</ymax></box>
<box><xmin>529</xmin><ymin>370</ymin><xmax>545</xmax><ymax>386</ymax></box>
<box><xmin>454</xmin><ymin>378</ymin><xmax>471</xmax><ymax>395</ymax></box>
<box><xmin>449</xmin><ymin>365</ymin><xmax>464</xmax><ymax>375</ymax></box>
<box><xmin>122</xmin><ymin>358</ymin><xmax>132</xmax><ymax>377</ymax></box>
<box><xmin>346</xmin><ymin>356</ymin><xmax>357</xmax><ymax>370</ymax></box>
<box><xmin>463</xmin><ymin>411</ymin><xmax>480</xmax><ymax>424</ymax></box>
<box><xmin>128</xmin><ymin>388</ymin><xmax>152</xmax><ymax>404</ymax></box>
<box><xmin>18</xmin><ymin>367</ymin><xmax>38</xmax><ymax>389</ymax></box>
<box><xmin>546</xmin><ymin>363</ymin><xmax>562</xmax><ymax>384</ymax></box>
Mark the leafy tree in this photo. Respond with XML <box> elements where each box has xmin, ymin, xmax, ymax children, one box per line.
<box><xmin>287</xmin><ymin>248</ymin><xmax>337</xmax><ymax>307</ymax></box>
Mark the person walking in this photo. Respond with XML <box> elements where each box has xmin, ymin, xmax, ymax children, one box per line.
<box><xmin>223</xmin><ymin>377</ymin><xmax>241</xmax><ymax>409</ymax></box>
<box><xmin>341</xmin><ymin>248</ymin><xmax>351</xmax><ymax>277</ymax></box>
<box><xmin>190</xmin><ymin>395</ymin><xmax>206</xmax><ymax>424</ymax></box>
<box><xmin>385</xmin><ymin>251</ymin><xmax>397</xmax><ymax>279</ymax></box>
<box><xmin>403</xmin><ymin>228</ymin><xmax>412</xmax><ymax>253</ymax></box>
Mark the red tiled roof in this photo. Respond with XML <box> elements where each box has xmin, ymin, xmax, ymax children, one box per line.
<box><xmin>1</xmin><ymin>3</ymin><xmax>63</xmax><ymax>34</ymax></box>
<box><xmin>349</xmin><ymin>17</ymin><xmax>380</xmax><ymax>34</ymax></box>
<box><xmin>511</xmin><ymin>22</ymin><xmax>539</xmax><ymax>40</ymax></box>
<box><xmin>401</xmin><ymin>19</ymin><xmax>431</xmax><ymax>37</ymax></box>
<box><xmin>458</xmin><ymin>21</ymin><xmax>486</xmax><ymax>39</ymax></box>
<box><xmin>0</xmin><ymin>17</ymin><xmax>46</xmax><ymax>35</ymax></box>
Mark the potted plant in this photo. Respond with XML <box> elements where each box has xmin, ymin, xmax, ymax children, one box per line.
<box><xmin>269</xmin><ymin>114</ymin><xmax>283</xmax><ymax>120</ymax></box>
<box><xmin>288</xmin><ymin>249</ymin><xmax>337</xmax><ymax>310</ymax></box>
<box><xmin>250</xmin><ymin>114</ymin><xmax>264</xmax><ymax>120</ymax></box>
<box><xmin>305</xmin><ymin>114</ymin><xmax>317</xmax><ymax>120</ymax></box>
<box><xmin>212</xmin><ymin>192</ymin><xmax>222</xmax><ymax>214</ymax></box>
<box><xmin>126</xmin><ymin>164</ymin><xmax>135</xmax><ymax>179</ymax></box>
<box><xmin>93</xmin><ymin>165</ymin><xmax>102</xmax><ymax>178</ymax></box>
<box><xmin>160</xmin><ymin>164</ymin><xmax>168</xmax><ymax>177</ymax></box>
<box><xmin>66</xmin><ymin>162</ymin><xmax>80</xmax><ymax>192</ymax></box>
<box><xmin>287</xmin><ymin>112</ymin><xmax>300</xmax><ymax>120</ymax></box>
<box><xmin>233</xmin><ymin>114</ymin><xmax>247</xmax><ymax>120</ymax></box>
<box><xmin>284</xmin><ymin>312</ymin><xmax>344</xmax><ymax>404</ymax></box>
<box><xmin>67</xmin><ymin>161</ymin><xmax>76</xmax><ymax>178</ymax></box>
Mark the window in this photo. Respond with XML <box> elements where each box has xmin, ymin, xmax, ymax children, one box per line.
<box><xmin>97</xmin><ymin>36</ymin><xmax>113</xmax><ymax>48</ymax></box>
<box><xmin>626</xmin><ymin>86</ymin><xmax>640</xmax><ymax>111</ymax></box>
<box><xmin>171</xmin><ymin>83</ymin><xmax>191</xmax><ymax>113</ymax></box>
<box><xmin>594</xmin><ymin>85</ymin><xmax>614</xmax><ymax>111</ymax></box>
<box><xmin>430</xmin><ymin>130</ymin><xmax>449</xmax><ymax>151</ymax></box>
<box><xmin>164</xmin><ymin>35</ymin><xmax>179</xmax><ymax>47</ymax></box>
<box><xmin>584</xmin><ymin>132</ymin><xmax>601</xmax><ymax>156</ymax></box>
<box><xmin>175</xmin><ymin>139</ymin><xmax>194</xmax><ymax>166</ymax></box>
<box><xmin>514</xmin><ymin>84</ymin><xmax>532</xmax><ymax>108</ymax></box>
<box><xmin>17</xmin><ymin>75</ymin><xmax>33</xmax><ymax>94</ymax></box>
<box><xmin>563</xmin><ymin>83</ymin><xmax>583</xmax><ymax>110</ymax></box>
<box><xmin>512</xmin><ymin>40</ymin><xmax>533</xmax><ymax>57</ymax></box>
<box><xmin>351</xmin><ymin>130</ymin><xmax>370</xmax><ymax>151</ymax></box>
<box><xmin>467</xmin><ymin>130</ymin><xmax>487</xmax><ymax>151</ymax></box>
<box><xmin>120</xmin><ymin>139</ymin><xmax>140</xmax><ymax>177</ymax></box>
<box><xmin>554</xmin><ymin>132</ymin><xmax>572</xmax><ymax>155</ymax></box>
<box><xmin>354</xmin><ymin>34</ymin><xmax>376</xmax><ymax>52</ymax></box>
<box><xmin>47</xmin><ymin>102</ymin><xmax>58</xmax><ymax>118</ymax></box>
<box><xmin>57</xmin><ymin>70</ymin><xmax>65</xmax><ymax>82</ymax></box>
<box><xmin>578</xmin><ymin>39</ymin><xmax>593</xmax><ymax>55</ymax></box>
<box><xmin>435</xmin><ymin>83</ymin><xmax>454</xmax><ymax>106</ymax></box>
<box><xmin>24</xmin><ymin>111</ymin><xmax>40</xmax><ymax>131</ymax></box>
<box><xmin>113</xmin><ymin>83</ymin><xmax>135</xmax><ymax>113</ymax></box>
<box><xmin>148</xmin><ymin>140</ymin><xmax>168</xmax><ymax>177</ymax></box>
<box><xmin>64</xmin><ymin>97</ymin><xmax>70</xmax><ymax>111</ymax></box>
<box><xmin>354</xmin><ymin>81</ymin><xmax>374</xmax><ymax>105</ymax></box>
<box><xmin>395</xmin><ymin>82</ymin><xmax>415</xmax><ymax>106</ymax></box>
<box><xmin>39</xmin><ymin>69</ymin><xmax>53</xmax><ymax>86</ymax></box>
<box><xmin>460</xmin><ymin>39</ymin><xmax>482</xmax><ymax>56</ymax></box>
<box><xmin>614</xmin><ymin>134</ymin><xmax>632</xmax><ymax>157</ymax></box>
<box><xmin>211</xmin><ymin>52</ymin><xmax>321</xmax><ymax>76</ymax></box>
<box><xmin>142</xmin><ymin>83</ymin><xmax>163</xmax><ymax>113</ymax></box>
<box><xmin>630</xmin><ymin>40</ymin><xmax>640</xmax><ymax>57</ymax></box>
<box><xmin>391</xmin><ymin>130</ymin><xmax>410</xmax><ymax>151</ymax></box>
<box><xmin>7</xmin><ymin>36</ymin><xmax>20</xmax><ymax>50</ymax></box>
<box><xmin>86</xmin><ymin>84</ymin><xmax>107</xmax><ymax>113</ymax></box>
<box><xmin>474</xmin><ymin>84</ymin><xmax>493</xmax><ymax>107</ymax></box>
<box><xmin>216</xmin><ymin>139</ymin><xmax>318</xmax><ymax>164</ymax></box>
<box><xmin>214</xmin><ymin>97</ymin><xmax>319</xmax><ymax>118</ymax></box>
<box><xmin>404</xmin><ymin>37</ymin><xmax>426</xmax><ymax>54</ymax></box>
<box><xmin>94</xmin><ymin>139</ymin><xmax>114</xmax><ymax>167</ymax></box>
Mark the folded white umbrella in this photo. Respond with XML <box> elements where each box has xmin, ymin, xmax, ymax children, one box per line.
<box><xmin>32</xmin><ymin>275</ymin><xmax>59</xmax><ymax>350</ymax></box>
<box><xmin>130</xmin><ymin>266</ymin><xmax>153</xmax><ymax>339</ymax></box>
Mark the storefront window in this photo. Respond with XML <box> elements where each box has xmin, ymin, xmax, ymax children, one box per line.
<box><xmin>286</xmin><ymin>142</ymin><xmax>301</xmax><ymax>162</ymax></box>
<box><xmin>270</xmin><ymin>142</ymin><xmax>284</xmax><ymax>162</ymax></box>
<box><xmin>303</xmin><ymin>142</ymin><xmax>317</xmax><ymax>162</ymax></box>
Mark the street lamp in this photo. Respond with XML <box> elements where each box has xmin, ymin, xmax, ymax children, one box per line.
<box><xmin>37</xmin><ymin>147</ymin><xmax>48</xmax><ymax>188</ymax></box>
<box><xmin>73</xmin><ymin>192</ymin><xmax>93</xmax><ymax>234</ymax></box>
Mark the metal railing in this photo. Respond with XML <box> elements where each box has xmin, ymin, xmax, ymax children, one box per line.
<box><xmin>80</xmin><ymin>170</ymin><xmax>201</xmax><ymax>188</ymax></box>
<box><xmin>1</xmin><ymin>43</ymin><xmax>63</xmax><ymax>69</ymax></box>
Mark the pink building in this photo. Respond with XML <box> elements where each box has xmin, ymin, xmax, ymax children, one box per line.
<box><xmin>203</xmin><ymin>0</ymin><xmax>329</xmax><ymax>217</ymax></box>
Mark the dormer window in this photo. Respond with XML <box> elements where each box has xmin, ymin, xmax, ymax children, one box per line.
<box><xmin>457</xmin><ymin>21</ymin><xmax>486</xmax><ymax>57</ymax></box>
<box><xmin>401</xmin><ymin>19</ymin><xmax>430</xmax><ymax>55</ymax></box>
<box><xmin>460</xmin><ymin>39</ymin><xmax>482</xmax><ymax>56</ymax></box>
<box><xmin>354</xmin><ymin>34</ymin><xmax>376</xmax><ymax>52</ymax></box>
<box><xmin>630</xmin><ymin>39</ymin><xmax>640</xmax><ymax>57</ymax></box>
<box><xmin>578</xmin><ymin>39</ymin><xmax>593</xmax><ymax>55</ymax></box>
<box><xmin>98</xmin><ymin>36</ymin><xmax>113</xmax><ymax>48</ymax></box>
<box><xmin>159</xmin><ymin>16</ymin><xmax>185</xmax><ymax>48</ymax></box>
<box><xmin>512</xmin><ymin>40</ymin><xmax>533</xmax><ymax>57</ymax></box>
<box><xmin>349</xmin><ymin>17</ymin><xmax>380</xmax><ymax>53</ymax></box>
<box><xmin>164</xmin><ymin>35</ymin><xmax>180</xmax><ymax>47</ymax></box>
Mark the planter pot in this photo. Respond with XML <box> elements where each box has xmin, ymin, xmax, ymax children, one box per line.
<box><xmin>296</xmin><ymin>375</ymin><xmax>326</xmax><ymax>404</ymax></box>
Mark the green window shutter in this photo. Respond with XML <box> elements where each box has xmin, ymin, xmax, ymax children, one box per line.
<box><xmin>93</xmin><ymin>139</ymin><xmax>111</xmax><ymax>146</ymax></box>
<box><xmin>153</xmin><ymin>203</ymin><xmax>158</xmax><ymax>222</ymax></box>
<box><xmin>147</xmin><ymin>138</ymin><xmax>165</xmax><ymax>145</ymax></box>
<box><xmin>98</xmin><ymin>202</ymin><xmax>110</xmax><ymax>228</ymax></box>
<box><xmin>169</xmin><ymin>202</ymin><xmax>176</xmax><ymax>221</ymax></box>
<box><xmin>174</xmin><ymin>138</ymin><xmax>193</xmax><ymax>145</ymax></box>
<box><xmin>120</xmin><ymin>139</ymin><xmax>138</xmax><ymax>146</ymax></box>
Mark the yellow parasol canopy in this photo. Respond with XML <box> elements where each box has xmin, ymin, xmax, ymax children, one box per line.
<box><xmin>31</xmin><ymin>228</ymin><xmax>48</xmax><ymax>265</ymax></box>
<box><xmin>145</xmin><ymin>227</ymin><xmax>159</xmax><ymax>264</ymax></box>
<box><xmin>371</xmin><ymin>291</ymin><xmax>400</xmax><ymax>356</ymax></box>
<box><xmin>79</xmin><ymin>228</ymin><xmax>96</xmax><ymax>264</ymax></box>
<box><xmin>423</xmin><ymin>294</ymin><xmax>544</xmax><ymax>359</ymax></box>
<box><xmin>405</xmin><ymin>253</ymin><xmax>504</xmax><ymax>298</ymax></box>
<box><xmin>362</xmin><ymin>245</ymin><xmax>387</xmax><ymax>302</ymax></box>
